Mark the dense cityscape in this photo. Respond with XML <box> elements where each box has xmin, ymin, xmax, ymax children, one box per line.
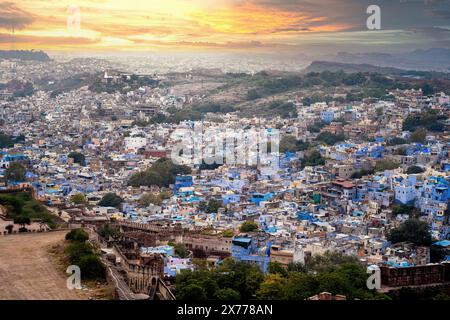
<box><xmin>1</xmin><ymin>49</ymin><xmax>449</xmax><ymax>301</ymax></box>
<box><xmin>0</xmin><ymin>1</ymin><xmax>449</xmax><ymax>310</ymax></box>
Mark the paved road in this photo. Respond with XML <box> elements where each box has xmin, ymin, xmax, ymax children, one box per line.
<box><xmin>0</xmin><ymin>231</ymin><xmax>85</xmax><ymax>300</ymax></box>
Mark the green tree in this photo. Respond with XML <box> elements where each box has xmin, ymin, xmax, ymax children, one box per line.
<box><xmin>5</xmin><ymin>224</ymin><xmax>13</xmax><ymax>234</ymax></box>
<box><xmin>98</xmin><ymin>193</ymin><xmax>123</xmax><ymax>208</ymax></box>
<box><xmin>239</xmin><ymin>221</ymin><xmax>259</xmax><ymax>232</ymax></box>
<box><xmin>307</xmin><ymin>120</ymin><xmax>326</xmax><ymax>133</ymax></box>
<box><xmin>77</xmin><ymin>254</ymin><xmax>105</xmax><ymax>280</ymax></box>
<box><xmin>256</xmin><ymin>274</ymin><xmax>287</xmax><ymax>300</ymax></box>
<box><xmin>287</xmin><ymin>262</ymin><xmax>306</xmax><ymax>273</ymax></box>
<box><xmin>168</xmin><ymin>242</ymin><xmax>189</xmax><ymax>258</ymax></box>
<box><xmin>221</xmin><ymin>230</ymin><xmax>234</xmax><ymax>237</ymax></box>
<box><xmin>316</xmin><ymin>132</ymin><xmax>346</xmax><ymax>146</ymax></box>
<box><xmin>198</xmin><ymin>201</ymin><xmax>207</xmax><ymax>212</ymax></box>
<box><xmin>0</xmin><ymin>192</ymin><xmax>57</xmax><ymax>229</ymax></box>
<box><xmin>99</xmin><ymin>223</ymin><xmax>121</xmax><ymax>239</ymax></box>
<box><xmin>305</xmin><ymin>251</ymin><xmax>361</xmax><ymax>274</ymax></box>
<box><xmin>388</xmin><ymin>219</ymin><xmax>432</xmax><ymax>246</ymax></box>
<box><xmin>68</xmin><ymin>152</ymin><xmax>85</xmax><ymax>166</ymax></box>
<box><xmin>302</xmin><ymin>149</ymin><xmax>325</xmax><ymax>167</ymax></box>
<box><xmin>376</xmin><ymin>107</ymin><xmax>383</xmax><ymax>117</ymax></box>
<box><xmin>14</xmin><ymin>216</ymin><xmax>30</xmax><ymax>231</ymax></box>
<box><xmin>0</xmin><ymin>133</ymin><xmax>15</xmax><ymax>148</ymax></box>
<box><xmin>5</xmin><ymin>162</ymin><xmax>27</xmax><ymax>182</ymax></box>
<box><xmin>215</xmin><ymin>288</ymin><xmax>240</xmax><ymax>300</ymax></box>
<box><xmin>392</xmin><ymin>204</ymin><xmax>418</xmax><ymax>217</ymax></box>
<box><xmin>403</xmin><ymin>110</ymin><xmax>445</xmax><ymax>133</ymax></box>
<box><xmin>177</xmin><ymin>284</ymin><xmax>207</xmax><ymax>300</ymax></box>
<box><xmin>421</xmin><ymin>83</ymin><xmax>435</xmax><ymax>96</ymax></box>
<box><xmin>245</xmin><ymin>269</ymin><xmax>264</xmax><ymax>297</ymax></box>
<box><xmin>387</xmin><ymin>137</ymin><xmax>407</xmax><ymax>146</ymax></box>
<box><xmin>267</xmin><ymin>262</ymin><xmax>288</xmax><ymax>277</ymax></box>
<box><xmin>406</xmin><ymin>165</ymin><xmax>425</xmax><ymax>174</ymax></box>
<box><xmin>280</xmin><ymin>135</ymin><xmax>310</xmax><ymax>153</ymax></box>
<box><xmin>374</xmin><ymin>159</ymin><xmax>400</xmax><ymax>172</ymax></box>
<box><xmin>65</xmin><ymin>228</ymin><xmax>89</xmax><ymax>242</ymax></box>
<box><xmin>246</xmin><ymin>89</ymin><xmax>261</xmax><ymax>101</ymax></box>
<box><xmin>138</xmin><ymin>193</ymin><xmax>163</xmax><ymax>207</ymax></box>
<box><xmin>284</xmin><ymin>272</ymin><xmax>319</xmax><ymax>300</ymax></box>
<box><xmin>410</xmin><ymin>128</ymin><xmax>427</xmax><ymax>143</ymax></box>
<box><xmin>173</xmin><ymin>251</ymin><xmax>382</xmax><ymax>301</ymax></box>
<box><xmin>351</xmin><ymin>169</ymin><xmax>375</xmax><ymax>179</ymax></box>
<box><xmin>206</xmin><ymin>199</ymin><xmax>223</xmax><ymax>213</ymax></box>
<box><xmin>192</xmin><ymin>258</ymin><xmax>209</xmax><ymax>271</ymax></box>
<box><xmin>70</xmin><ymin>193</ymin><xmax>87</xmax><ymax>205</ymax></box>
<box><xmin>128</xmin><ymin>158</ymin><xmax>191</xmax><ymax>188</ymax></box>
<box><xmin>65</xmin><ymin>241</ymin><xmax>96</xmax><ymax>265</ymax></box>
<box><xmin>316</xmin><ymin>270</ymin><xmax>351</xmax><ymax>297</ymax></box>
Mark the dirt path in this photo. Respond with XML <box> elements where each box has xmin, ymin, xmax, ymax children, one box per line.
<box><xmin>0</xmin><ymin>231</ymin><xmax>86</xmax><ymax>300</ymax></box>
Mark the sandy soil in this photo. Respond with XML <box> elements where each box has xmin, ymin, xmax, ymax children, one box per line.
<box><xmin>0</xmin><ymin>231</ymin><xmax>85</xmax><ymax>300</ymax></box>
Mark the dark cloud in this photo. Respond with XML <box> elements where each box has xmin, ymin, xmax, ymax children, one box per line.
<box><xmin>251</xmin><ymin>0</ymin><xmax>450</xmax><ymax>32</ymax></box>
<box><xmin>0</xmin><ymin>2</ymin><xmax>34</xmax><ymax>29</ymax></box>
<box><xmin>428</xmin><ymin>9</ymin><xmax>450</xmax><ymax>18</ymax></box>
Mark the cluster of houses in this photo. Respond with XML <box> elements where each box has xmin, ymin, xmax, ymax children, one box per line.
<box><xmin>1</xmin><ymin>62</ymin><xmax>449</xmax><ymax>280</ymax></box>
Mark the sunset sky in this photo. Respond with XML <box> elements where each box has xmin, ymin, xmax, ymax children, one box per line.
<box><xmin>1</xmin><ymin>0</ymin><xmax>450</xmax><ymax>53</ymax></box>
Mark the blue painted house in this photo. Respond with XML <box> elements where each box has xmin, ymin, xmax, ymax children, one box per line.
<box><xmin>231</xmin><ymin>237</ymin><xmax>270</xmax><ymax>273</ymax></box>
<box><xmin>173</xmin><ymin>175</ymin><xmax>193</xmax><ymax>193</ymax></box>
<box><xmin>250</xmin><ymin>193</ymin><xmax>274</xmax><ymax>206</ymax></box>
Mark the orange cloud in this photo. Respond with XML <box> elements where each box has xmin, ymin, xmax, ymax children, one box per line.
<box><xmin>0</xmin><ymin>0</ymin><xmax>441</xmax><ymax>52</ymax></box>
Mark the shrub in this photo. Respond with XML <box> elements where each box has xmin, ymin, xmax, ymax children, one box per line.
<box><xmin>374</xmin><ymin>159</ymin><xmax>399</xmax><ymax>172</ymax></box>
<box><xmin>99</xmin><ymin>224</ymin><xmax>121</xmax><ymax>239</ymax></box>
<box><xmin>388</xmin><ymin>219</ymin><xmax>432</xmax><ymax>246</ymax></box>
<box><xmin>78</xmin><ymin>254</ymin><xmax>105</xmax><ymax>280</ymax></box>
<box><xmin>406</xmin><ymin>165</ymin><xmax>424</xmax><ymax>174</ymax></box>
<box><xmin>98</xmin><ymin>193</ymin><xmax>123</xmax><ymax>208</ymax></box>
<box><xmin>239</xmin><ymin>221</ymin><xmax>259</xmax><ymax>232</ymax></box>
<box><xmin>65</xmin><ymin>229</ymin><xmax>89</xmax><ymax>242</ymax></box>
<box><xmin>65</xmin><ymin>242</ymin><xmax>95</xmax><ymax>265</ymax></box>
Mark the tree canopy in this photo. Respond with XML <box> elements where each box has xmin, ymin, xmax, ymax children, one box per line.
<box><xmin>68</xmin><ymin>151</ymin><xmax>86</xmax><ymax>166</ymax></box>
<box><xmin>98</xmin><ymin>193</ymin><xmax>123</xmax><ymax>208</ymax></box>
<box><xmin>406</xmin><ymin>165</ymin><xmax>425</xmax><ymax>174</ymax></box>
<box><xmin>280</xmin><ymin>135</ymin><xmax>310</xmax><ymax>153</ymax></box>
<box><xmin>5</xmin><ymin>162</ymin><xmax>27</xmax><ymax>182</ymax></box>
<box><xmin>388</xmin><ymin>219</ymin><xmax>432</xmax><ymax>246</ymax></box>
<box><xmin>175</xmin><ymin>252</ymin><xmax>389</xmax><ymax>301</ymax></box>
<box><xmin>239</xmin><ymin>221</ymin><xmax>259</xmax><ymax>232</ymax></box>
<box><xmin>64</xmin><ymin>229</ymin><xmax>105</xmax><ymax>280</ymax></box>
<box><xmin>65</xmin><ymin>228</ymin><xmax>89</xmax><ymax>242</ymax></box>
<box><xmin>70</xmin><ymin>193</ymin><xmax>87</xmax><ymax>205</ymax></box>
<box><xmin>0</xmin><ymin>192</ymin><xmax>57</xmax><ymax>229</ymax></box>
<box><xmin>128</xmin><ymin>158</ymin><xmax>191</xmax><ymax>188</ymax></box>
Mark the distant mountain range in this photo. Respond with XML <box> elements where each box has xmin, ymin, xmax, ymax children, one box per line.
<box><xmin>304</xmin><ymin>60</ymin><xmax>450</xmax><ymax>79</ymax></box>
<box><xmin>330</xmin><ymin>48</ymin><xmax>450</xmax><ymax>72</ymax></box>
<box><xmin>304</xmin><ymin>61</ymin><xmax>408</xmax><ymax>75</ymax></box>
<box><xmin>0</xmin><ymin>50</ymin><xmax>51</xmax><ymax>62</ymax></box>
